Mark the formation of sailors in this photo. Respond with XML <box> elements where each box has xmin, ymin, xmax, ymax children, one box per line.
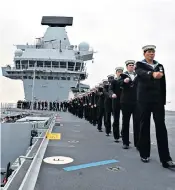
<box><xmin>68</xmin><ymin>45</ymin><xmax>175</xmax><ymax>169</ymax></box>
<box><xmin>17</xmin><ymin>100</ymin><xmax>68</xmax><ymax>112</ymax></box>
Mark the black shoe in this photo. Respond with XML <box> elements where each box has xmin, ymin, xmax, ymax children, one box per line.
<box><xmin>122</xmin><ymin>145</ymin><xmax>129</xmax><ymax>149</ymax></box>
<box><xmin>114</xmin><ymin>139</ymin><xmax>119</xmax><ymax>143</ymax></box>
<box><xmin>106</xmin><ymin>133</ymin><xmax>110</xmax><ymax>136</ymax></box>
<box><xmin>98</xmin><ymin>129</ymin><xmax>103</xmax><ymax>132</ymax></box>
<box><xmin>162</xmin><ymin>161</ymin><xmax>175</xmax><ymax>168</ymax></box>
<box><xmin>141</xmin><ymin>157</ymin><xmax>150</xmax><ymax>163</ymax></box>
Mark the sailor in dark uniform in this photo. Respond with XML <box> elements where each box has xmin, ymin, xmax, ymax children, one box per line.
<box><xmin>135</xmin><ymin>45</ymin><xmax>175</xmax><ymax>168</ymax></box>
<box><xmin>103</xmin><ymin>79</ymin><xmax>112</xmax><ymax>136</ymax></box>
<box><xmin>109</xmin><ymin>67</ymin><xmax>123</xmax><ymax>142</ymax></box>
<box><xmin>90</xmin><ymin>87</ymin><xmax>98</xmax><ymax>126</ymax></box>
<box><xmin>96</xmin><ymin>83</ymin><xmax>105</xmax><ymax>132</ymax></box>
<box><xmin>119</xmin><ymin>60</ymin><xmax>139</xmax><ymax>149</ymax></box>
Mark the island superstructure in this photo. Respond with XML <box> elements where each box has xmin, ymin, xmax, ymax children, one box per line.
<box><xmin>1</xmin><ymin>16</ymin><xmax>94</xmax><ymax>102</ymax></box>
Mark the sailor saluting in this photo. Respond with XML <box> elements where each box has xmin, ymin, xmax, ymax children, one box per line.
<box><xmin>135</xmin><ymin>45</ymin><xmax>175</xmax><ymax>168</ymax></box>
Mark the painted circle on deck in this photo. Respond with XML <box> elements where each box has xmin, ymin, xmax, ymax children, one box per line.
<box><xmin>43</xmin><ymin>156</ymin><xmax>74</xmax><ymax>165</ymax></box>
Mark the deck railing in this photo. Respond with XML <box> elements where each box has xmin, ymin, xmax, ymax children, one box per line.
<box><xmin>0</xmin><ymin>103</ymin><xmax>17</xmax><ymax>109</ymax></box>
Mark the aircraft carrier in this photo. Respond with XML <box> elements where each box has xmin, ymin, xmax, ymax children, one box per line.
<box><xmin>1</xmin><ymin>16</ymin><xmax>175</xmax><ymax>190</ymax></box>
<box><xmin>1</xmin><ymin>106</ymin><xmax>175</xmax><ymax>190</ymax></box>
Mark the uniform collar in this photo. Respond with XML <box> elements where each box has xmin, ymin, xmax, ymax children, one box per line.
<box><xmin>141</xmin><ymin>59</ymin><xmax>159</xmax><ymax>67</ymax></box>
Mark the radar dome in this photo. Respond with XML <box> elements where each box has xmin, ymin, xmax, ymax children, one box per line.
<box><xmin>15</xmin><ymin>49</ymin><xmax>23</xmax><ymax>57</ymax></box>
<box><xmin>78</xmin><ymin>42</ymin><xmax>90</xmax><ymax>51</ymax></box>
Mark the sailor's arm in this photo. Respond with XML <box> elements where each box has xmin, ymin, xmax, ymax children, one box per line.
<box><xmin>109</xmin><ymin>80</ymin><xmax>117</xmax><ymax>98</ymax></box>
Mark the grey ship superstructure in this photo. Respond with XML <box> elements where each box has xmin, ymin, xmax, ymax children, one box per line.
<box><xmin>2</xmin><ymin>16</ymin><xmax>94</xmax><ymax>102</ymax></box>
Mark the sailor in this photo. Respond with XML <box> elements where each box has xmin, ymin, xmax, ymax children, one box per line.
<box><xmin>87</xmin><ymin>90</ymin><xmax>93</xmax><ymax>124</ymax></box>
<box><xmin>34</xmin><ymin>101</ymin><xmax>37</xmax><ymax>110</ymax></box>
<box><xmin>87</xmin><ymin>92</ymin><xmax>92</xmax><ymax>123</ymax></box>
<box><xmin>78</xmin><ymin>95</ymin><xmax>84</xmax><ymax>118</ymax></box>
<box><xmin>96</xmin><ymin>83</ymin><xmax>105</xmax><ymax>132</ymax></box>
<box><xmin>42</xmin><ymin>101</ymin><xmax>44</xmax><ymax>110</ymax></box>
<box><xmin>109</xmin><ymin>67</ymin><xmax>123</xmax><ymax>142</ymax></box>
<box><xmin>37</xmin><ymin>101</ymin><xmax>40</xmax><ymax>110</ymax></box>
<box><xmin>91</xmin><ymin>86</ymin><xmax>99</xmax><ymax>126</ymax></box>
<box><xmin>82</xmin><ymin>93</ymin><xmax>87</xmax><ymax>120</ymax></box>
<box><xmin>45</xmin><ymin>101</ymin><xmax>48</xmax><ymax>110</ymax></box>
<box><xmin>103</xmin><ymin>78</ymin><xmax>112</xmax><ymax>136</ymax></box>
<box><xmin>60</xmin><ymin>102</ymin><xmax>63</xmax><ymax>111</ymax></box>
<box><xmin>119</xmin><ymin>60</ymin><xmax>139</xmax><ymax>149</ymax></box>
<box><xmin>135</xmin><ymin>45</ymin><xmax>175</xmax><ymax>168</ymax></box>
<box><xmin>49</xmin><ymin>101</ymin><xmax>52</xmax><ymax>111</ymax></box>
<box><xmin>56</xmin><ymin>101</ymin><xmax>59</xmax><ymax>111</ymax></box>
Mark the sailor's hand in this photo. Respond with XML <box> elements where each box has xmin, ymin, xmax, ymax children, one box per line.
<box><xmin>153</xmin><ymin>72</ymin><xmax>163</xmax><ymax>79</ymax></box>
<box><xmin>124</xmin><ymin>78</ymin><xmax>130</xmax><ymax>83</ymax></box>
<box><xmin>112</xmin><ymin>94</ymin><xmax>117</xmax><ymax>98</ymax></box>
<box><xmin>156</xmin><ymin>72</ymin><xmax>164</xmax><ymax>78</ymax></box>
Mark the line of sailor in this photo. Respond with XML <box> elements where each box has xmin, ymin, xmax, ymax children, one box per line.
<box><xmin>17</xmin><ymin>100</ymin><xmax>68</xmax><ymax>111</ymax></box>
<box><xmin>68</xmin><ymin>45</ymin><xmax>175</xmax><ymax>169</ymax></box>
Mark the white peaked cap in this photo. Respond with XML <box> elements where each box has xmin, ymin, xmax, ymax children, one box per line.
<box><xmin>115</xmin><ymin>67</ymin><xmax>124</xmax><ymax>71</ymax></box>
<box><xmin>107</xmin><ymin>74</ymin><xmax>115</xmax><ymax>78</ymax></box>
<box><xmin>125</xmin><ymin>60</ymin><xmax>135</xmax><ymax>65</ymax></box>
<box><xmin>142</xmin><ymin>45</ymin><xmax>156</xmax><ymax>51</ymax></box>
<box><xmin>102</xmin><ymin>79</ymin><xmax>108</xmax><ymax>83</ymax></box>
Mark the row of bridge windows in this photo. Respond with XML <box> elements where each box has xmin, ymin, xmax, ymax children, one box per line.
<box><xmin>9</xmin><ymin>75</ymin><xmax>79</xmax><ymax>80</ymax></box>
<box><xmin>15</xmin><ymin>60</ymin><xmax>84</xmax><ymax>71</ymax></box>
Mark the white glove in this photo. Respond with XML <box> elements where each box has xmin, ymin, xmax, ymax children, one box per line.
<box><xmin>124</xmin><ymin>78</ymin><xmax>130</xmax><ymax>83</ymax></box>
<box><xmin>112</xmin><ymin>94</ymin><xmax>117</xmax><ymax>98</ymax></box>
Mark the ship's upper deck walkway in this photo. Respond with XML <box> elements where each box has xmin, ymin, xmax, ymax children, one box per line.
<box><xmin>3</xmin><ymin>111</ymin><xmax>174</xmax><ymax>190</ymax></box>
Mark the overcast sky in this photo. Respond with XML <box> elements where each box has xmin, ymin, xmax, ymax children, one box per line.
<box><xmin>0</xmin><ymin>0</ymin><xmax>175</xmax><ymax>109</ymax></box>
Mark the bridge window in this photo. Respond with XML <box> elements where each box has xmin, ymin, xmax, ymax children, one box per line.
<box><xmin>52</xmin><ymin>61</ymin><xmax>59</xmax><ymax>68</ymax></box>
<box><xmin>54</xmin><ymin>77</ymin><xmax>60</xmax><ymax>80</ymax></box>
<box><xmin>28</xmin><ymin>76</ymin><xmax>33</xmax><ymax>79</ymax></box>
<box><xmin>45</xmin><ymin>61</ymin><xmax>51</xmax><ymax>68</ymax></box>
<box><xmin>67</xmin><ymin>76</ymin><xmax>71</xmax><ymax>80</ymax></box>
<box><xmin>21</xmin><ymin>60</ymin><xmax>28</xmax><ymax>69</ymax></box>
<box><xmin>61</xmin><ymin>76</ymin><xmax>66</xmax><ymax>80</ymax></box>
<box><xmin>29</xmin><ymin>60</ymin><xmax>35</xmax><ymax>67</ymax></box>
<box><xmin>35</xmin><ymin>76</ymin><xmax>40</xmax><ymax>79</ymax></box>
<box><xmin>37</xmin><ymin>61</ymin><xmax>43</xmax><ymax>67</ymax></box>
<box><xmin>41</xmin><ymin>76</ymin><xmax>47</xmax><ymax>80</ymax></box>
<box><xmin>60</xmin><ymin>62</ymin><xmax>66</xmax><ymax>68</ymax></box>
<box><xmin>15</xmin><ymin>60</ymin><xmax>21</xmax><ymax>69</ymax></box>
<box><xmin>68</xmin><ymin>62</ymin><xmax>75</xmax><ymax>71</ymax></box>
<box><xmin>75</xmin><ymin>62</ymin><xmax>81</xmax><ymax>71</ymax></box>
<box><xmin>48</xmin><ymin>76</ymin><xmax>53</xmax><ymax>80</ymax></box>
<box><xmin>23</xmin><ymin>76</ymin><xmax>27</xmax><ymax>79</ymax></box>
